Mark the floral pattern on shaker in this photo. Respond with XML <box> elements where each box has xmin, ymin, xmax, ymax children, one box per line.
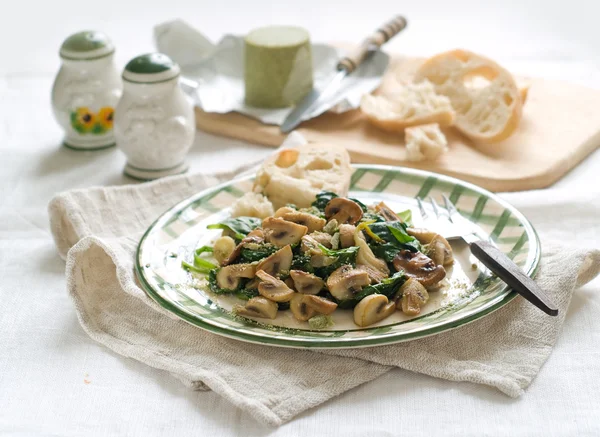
<box><xmin>70</xmin><ymin>106</ymin><xmax>114</xmax><ymax>134</ymax></box>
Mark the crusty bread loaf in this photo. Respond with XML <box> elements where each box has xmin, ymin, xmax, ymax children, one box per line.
<box><xmin>253</xmin><ymin>144</ymin><xmax>352</xmax><ymax>209</ymax></box>
<box><xmin>414</xmin><ymin>49</ymin><xmax>522</xmax><ymax>143</ymax></box>
<box><xmin>360</xmin><ymin>80</ymin><xmax>455</xmax><ymax>132</ymax></box>
<box><xmin>404</xmin><ymin>123</ymin><xmax>448</xmax><ymax>161</ymax></box>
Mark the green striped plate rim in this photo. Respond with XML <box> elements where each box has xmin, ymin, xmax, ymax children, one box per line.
<box><xmin>135</xmin><ymin>165</ymin><xmax>540</xmax><ymax>349</ymax></box>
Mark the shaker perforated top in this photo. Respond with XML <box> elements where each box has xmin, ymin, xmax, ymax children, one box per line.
<box><xmin>122</xmin><ymin>53</ymin><xmax>181</xmax><ymax>84</ymax></box>
<box><xmin>59</xmin><ymin>31</ymin><xmax>115</xmax><ymax>60</ymax></box>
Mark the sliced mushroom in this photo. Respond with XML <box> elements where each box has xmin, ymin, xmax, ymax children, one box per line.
<box><xmin>222</xmin><ymin>243</ymin><xmax>243</xmax><ymax>266</ymax></box>
<box><xmin>374</xmin><ymin>201</ymin><xmax>401</xmax><ymax>222</ymax></box>
<box><xmin>326</xmin><ymin>265</ymin><xmax>371</xmax><ymax>300</ymax></box>
<box><xmin>256</xmin><ymin>245</ymin><xmax>293</xmax><ymax>277</ymax></box>
<box><xmin>397</xmin><ymin>278</ymin><xmax>429</xmax><ymax>316</ymax></box>
<box><xmin>213</xmin><ymin>236</ymin><xmax>237</xmax><ymax>265</ymax></box>
<box><xmin>262</xmin><ymin>217</ymin><xmax>308</xmax><ymax>247</ymax></box>
<box><xmin>392</xmin><ymin>250</ymin><xmax>446</xmax><ymax>287</ymax></box>
<box><xmin>310</xmin><ymin>231</ymin><xmax>333</xmax><ymax>248</ymax></box>
<box><xmin>290</xmin><ymin>270</ymin><xmax>324</xmax><ymax>295</ymax></box>
<box><xmin>353</xmin><ymin>294</ymin><xmax>396</xmax><ymax>327</ymax></box>
<box><xmin>357</xmin><ymin>264</ymin><xmax>388</xmax><ymax>284</ymax></box>
<box><xmin>303</xmin><ymin>295</ymin><xmax>338</xmax><ymax>315</ymax></box>
<box><xmin>235</xmin><ymin>296</ymin><xmax>278</xmax><ymax>319</ymax></box>
<box><xmin>406</xmin><ymin>228</ymin><xmax>438</xmax><ymax>244</ymax></box>
<box><xmin>427</xmin><ymin>234</ymin><xmax>454</xmax><ymax>266</ymax></box>
<box><xmin>246</xmin><ymin>228</ymin><xmax>265</xmax><ymax>239</ymax></box>
<box><xmin>325</xmin><ymin>198</ymin><xmax>363</xmax><ymax>225</ymax></box>
<box><xmin>339</xmin><ymin>224</ymin><xmax>356</xmax><ymax>248</ymax></box>
<box><xmin>215</xmin><ymin>263</ymin><xmax>256</xmax><ymax>290</ymax></box>
<box><xmin>284</xmin><ymin>277</ymin><xmax>296</xmax><ymax>291</ymax></box>
<box><xmin>290</xmin><ymin>294</ymin><xmax>316</xmax><ymax>321</ymax></box>
<box><xmin>255</xmin><ymin>270</ymin><xmax>295</xmax><ymax>302</ymax></box>
<box><xmin>354</xmin><ymin>230</ymin><xmax>390</xmax><ymax>275</ymax></box>
<box><xmin>280</xmin><ymin>211</ymin><xmax>326</xmax><ymax>233</ymax></box>
<box><xmin>274</xmin><ymin>206</ymin><xmax>296</xmax><ymax>218</ymax></box>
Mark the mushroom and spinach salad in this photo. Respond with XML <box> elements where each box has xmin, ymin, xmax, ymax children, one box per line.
<box><xmin>183</xmin><ymin>191</ymin><xmax>454</xmax><ymax>328</ymax></box>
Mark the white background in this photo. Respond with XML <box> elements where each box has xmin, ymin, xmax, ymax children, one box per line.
<box><xmin>1</xmin><ymin>0</ymin><xmax>600</xmax><ymax>435</ymax></box>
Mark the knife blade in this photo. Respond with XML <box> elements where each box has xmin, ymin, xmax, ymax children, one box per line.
<box><xmin>281</xmin><ymin>15</ymin><xmax>408</xmax><ymax>133</ymax></box>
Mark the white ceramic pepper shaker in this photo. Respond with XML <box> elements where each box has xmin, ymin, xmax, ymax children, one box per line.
<box><xmin>114</xmin><ymin>53</ymin><xmax>195</xmax><ymax>180</ymax></box>
<box><xmin>51</xmin><ymin>31</ymin><xmax>122</xmax><ymax>150</ymax></box>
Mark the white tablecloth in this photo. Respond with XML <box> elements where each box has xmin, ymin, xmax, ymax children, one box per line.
<box><xmin>1</xmin><ymin>1</ymin><xmax>599</xmax><ymax>435</ymax></box>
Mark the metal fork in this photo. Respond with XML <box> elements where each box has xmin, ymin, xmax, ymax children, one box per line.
<box><xmin>416</xmin><ymin>196</ymin><xmax>558</xmax><ymax>316</ymax></box>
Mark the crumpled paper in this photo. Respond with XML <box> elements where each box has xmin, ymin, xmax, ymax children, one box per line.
<box><xmin>154</xmin><ymin>19</ymin><xmax>389</xmax><ymax>125</ymax></box>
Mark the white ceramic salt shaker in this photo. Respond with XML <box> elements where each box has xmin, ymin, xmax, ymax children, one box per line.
<box><xmin>51</xmin><ymin>31</ymin><xmax>122</xmax><ymax>150</ymax></box>
<box><xmin>114</xmin><ymin>53</ymin><xmax>195</xmax><ymax>180</ymax></box>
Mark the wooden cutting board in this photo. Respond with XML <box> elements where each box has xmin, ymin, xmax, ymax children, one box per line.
<box><xmin>195</xmin><ymin>56</ymin><xmax>600</xmax><ymax>192</ymax></box>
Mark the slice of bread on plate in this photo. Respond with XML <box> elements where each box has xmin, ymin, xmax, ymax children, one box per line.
<box><xmin>414</xmin><ymin>49</ymin><xmax>522</xmax><ymax>143</ymax></box>
<box><xmin>405</xmin><ymin>123</ymin><xmax>448</xmax><ymax>161</ymax></box>
<box><xmin>360</xmin><ymin>80</ymin><xmax>455</xmax><ymax>132</ymax></box>
<box><xmin>254</xmin><ymin>144</ymin><xmax>352</xmax><ymax>209</ymax></box>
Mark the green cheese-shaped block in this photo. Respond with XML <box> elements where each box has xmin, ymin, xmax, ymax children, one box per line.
<box><xmin>244</xmin><ymin>26</ymin><xmax>314</xmax><ymax>108</ymax></box>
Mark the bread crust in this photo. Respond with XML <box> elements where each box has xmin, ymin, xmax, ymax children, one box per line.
<box><xmin>363</xmin><ymin>107</ymin><xmax>455</xmax><ymax>133</ymax></box>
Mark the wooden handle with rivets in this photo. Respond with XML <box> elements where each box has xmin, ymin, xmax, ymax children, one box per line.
<box><xmin>336</xmin><ymin>16</ymin><xmax>408</xmax><ymax>73</ymax></box>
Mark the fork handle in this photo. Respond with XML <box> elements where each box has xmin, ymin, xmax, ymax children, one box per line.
<box><xmin>470</xmin><ymin>241</ymin><xmax>559</xmax><ymax>316</ymax></box>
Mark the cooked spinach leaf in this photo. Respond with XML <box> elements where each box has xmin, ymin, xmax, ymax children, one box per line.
<box><xmin>182</xmin><ymin>260</ymin><xmax>212</xmax><ymax>275</ymax></box>
<box><xmin>313</xmin><ymin>245</ymin><xmax>359</xmax><ymax>278</ymax></box>
<box><xmin>370</xmin><ymin>243</ymin><xmax>403</xmax><ymax>263</ymax></box>
<box><xmin>193</xmin><ymin>247</ymin><xmax>218</xmax><ymax>271</ymax></box>
<box><xmin>312</xmin><ymin>191</ymin><xmax>338</xmax><ymax>211</ymax></box>
<box><xmin>367</xmin><ymin>221</ymin><xmax>421</xmax><ymax>252</ymax></box>
<box><xmin>349</xmin><ymin>198</ymin><xmax>368</xmax><ymax>213</ymax></box>
<box><xmin>388</xmin><ymin>225</ymin><xmax>415</xmax><ymax>245</ymax></box>
<box><xmin>277</xmin><ymin>301</ymin><xmax>291</xmax><ymax>311</ymax></box>
<box><xmin>299</xmin><ymin>205</ymin><xmax>325</xmax><ymax>218</ymax></box>
<box><xmin>195</xmin><ymin>245</ymin><xmax>214</xmax><ymax>255</ymax></box>
<box><xmin>234</xmin><ymin>288</ymin><xmax>259</xmax><ymax>301</ymax></box>
<box><xmin>360</xmin><ymin>211</ymin><xmax>386</xmax><ymax>223</ymax></box>
<box><xmin>239</xmin><ymin>244</ymin><xmax>279</xmax><ymax>263</ymax></box>
<box><xmin>397</xmin><ymin>209</ymin><xmax>413</xmax><ymax>226</ymax></box>
<box><xmin>207</xmin><ymin>217</ymin><xmax>262</xmax><ymax>240</ymax></box>
<box><xmin>337</xmin><ymin>271</ymin><xmax>405</xmax><ymax>309</ymax></box>
<box><xmin>291</xmin><ymin>252</ymin><xmax>313</xmax><ymax>273</ymax></box>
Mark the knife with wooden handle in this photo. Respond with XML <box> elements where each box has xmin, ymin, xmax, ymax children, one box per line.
<box><xmin>280</xmin><ymin>16</ymin><xmax>408</xmax><ymax>133</ymax></box>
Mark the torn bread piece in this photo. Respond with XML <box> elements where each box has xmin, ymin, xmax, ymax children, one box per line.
<box><xmin>253</xmin><ymin>144</ymin><xmax>352</xmax><ymax>209</ymax></box>
<box><xmin>404</xmin><ymin>123</ymin><xmax>448</xmax><ymax>162</ymax></box>
<box><xmin>231</xmin><ymin>192</ymin><xmax>274</xmax><ymax>219</ymax></box>
<box><xmin>360</xmin><ymin>80</ymin><xmax>455</xmax><ymax>133</ymax></box>
<box><xmin>415</xmin><ymin>49</ymin><xmax>522</xmax><ymax>144</ymax></box>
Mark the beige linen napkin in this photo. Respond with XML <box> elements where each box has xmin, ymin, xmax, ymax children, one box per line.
<box><xmin>49</xmin><ymin>167</ymin><xmax>600</xmax><ymax>426</ymax></box>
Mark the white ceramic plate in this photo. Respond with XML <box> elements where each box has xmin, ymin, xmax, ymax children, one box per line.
<box><xmin>136</xmin><ymin>165</ymin><xmax>540</xmax><ymax>348</ymax></box>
